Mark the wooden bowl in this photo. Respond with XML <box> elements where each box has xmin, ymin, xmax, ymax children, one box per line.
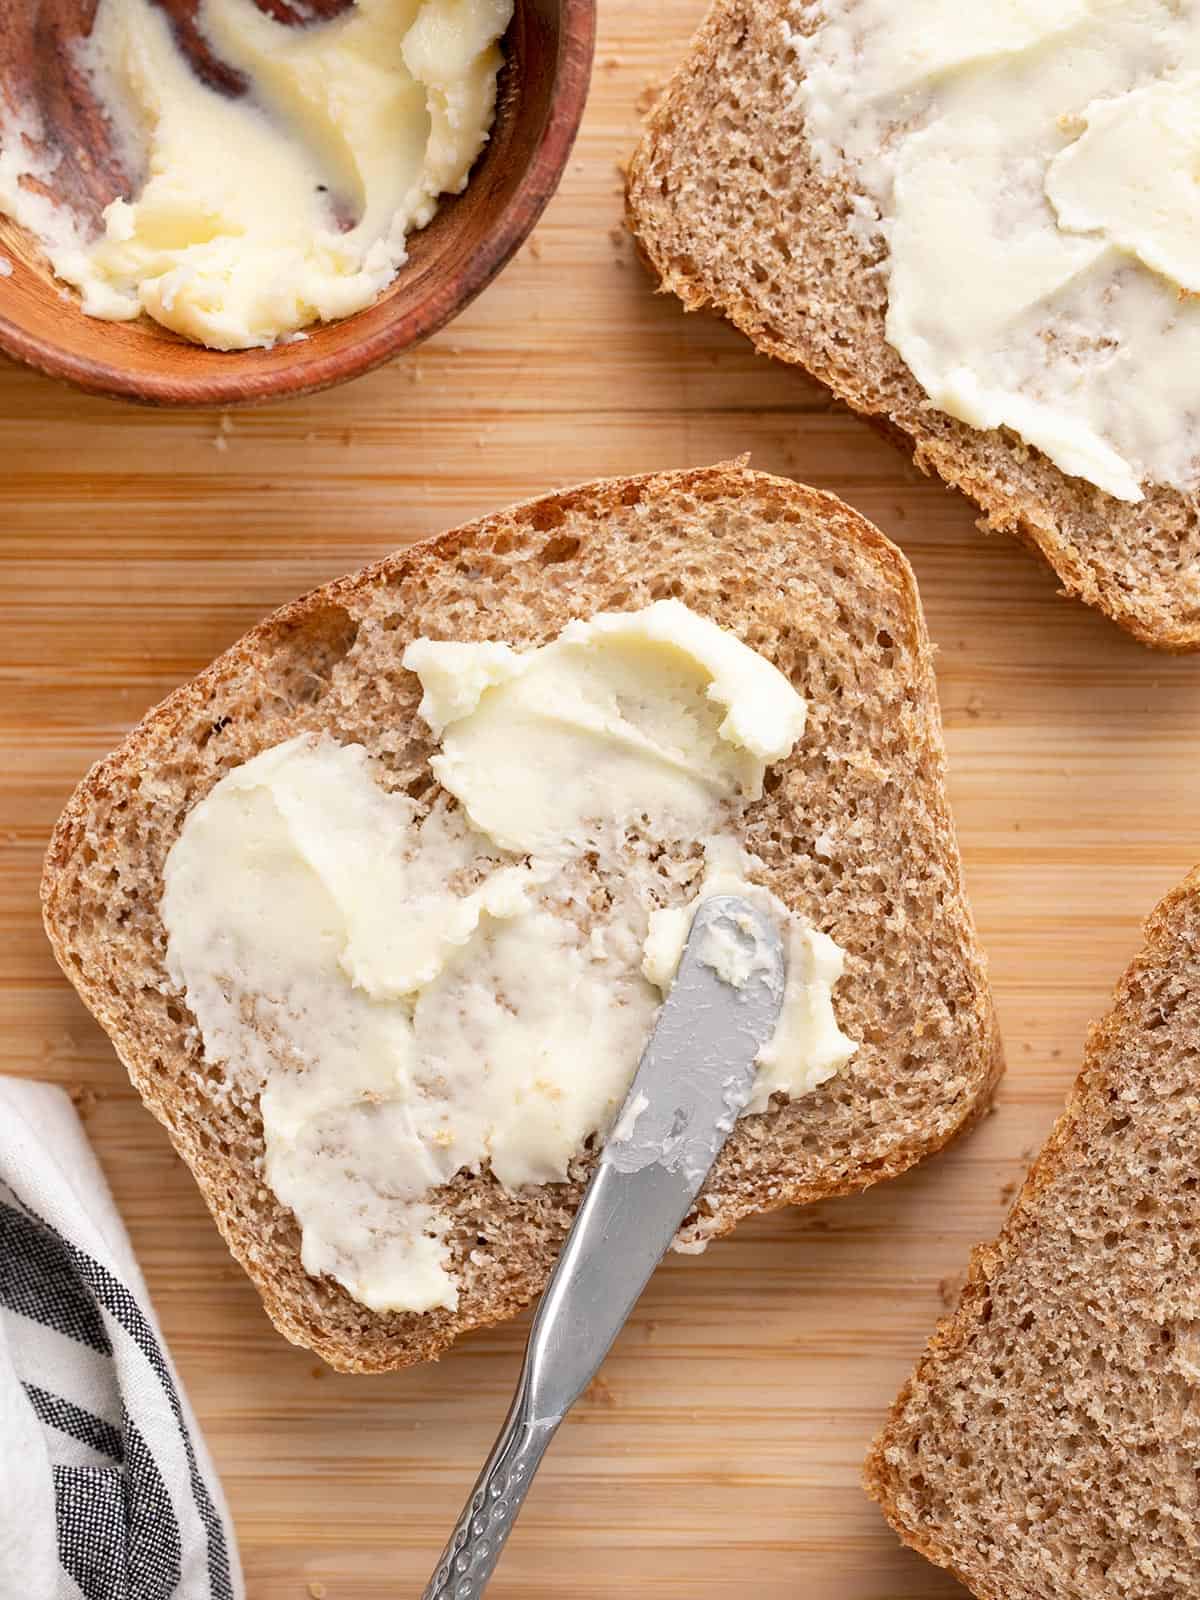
<box><xmin>0</xmin><ymin>0</ymin><xmax>595</xmax><ymax>405</ymax></box>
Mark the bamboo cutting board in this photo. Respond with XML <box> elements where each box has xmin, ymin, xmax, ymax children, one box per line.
<box><xmin>4</xmin><ymin>4</ymin><xmax>1200</xmax><ymax>1596</ymax></box>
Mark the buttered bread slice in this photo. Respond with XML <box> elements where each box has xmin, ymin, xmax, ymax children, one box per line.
<box><xmin>627</xmin><ymin>3</ymin><xmax>1200</xmax><ymax>648</ymax></box>
<box><xmin>41</xmin><ymin>464</ymin><xmax>1001</xmax><ymax>1371</ymax></box>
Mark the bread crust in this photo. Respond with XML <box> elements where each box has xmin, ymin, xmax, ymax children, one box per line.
<box><xmin>626</xmin><ymin>2</ymin><xmax>1200</xmax><ymax>651</ymax></box>
<box><xmin>865</xmin><ymin>868</ymin><xmax>1200</xmax><ymax>1597</ymax></box>
<box><xmin>42</xmin><ymin>463</ymin><xmax>1001</xmax><ymax>1371</ymax></box>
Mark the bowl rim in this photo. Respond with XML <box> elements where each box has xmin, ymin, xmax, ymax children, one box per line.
<box><xmin>0</xmin><ymin>0</ymin><xmax>596</xmax><ymax>408</ymax></box>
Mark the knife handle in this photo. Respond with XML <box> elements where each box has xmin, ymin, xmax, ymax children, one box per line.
<box><xmin>421</xmin><ymin>1396</ymin><xmax>556</xmax><ymax>1600</ymax></box>
<box><xmin>421</xmin><ymin>1160</ymin><xmax>682</xmax><ymax>1600</ymax></box>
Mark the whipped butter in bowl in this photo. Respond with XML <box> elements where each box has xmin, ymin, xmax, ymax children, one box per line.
<box><xmin>161</xmin><ymin>602</ymin><xmax>859</xmax><ymax>1316</ymax></box>
<box><xmin>0</xmin><ymin>0</ymin><xmax>594</xmax><ymax>401</ymax></box>
<box><xmin>1</xmin><ymin>0</ymin><xmax>512</xmax><ymax>350</ymax></box>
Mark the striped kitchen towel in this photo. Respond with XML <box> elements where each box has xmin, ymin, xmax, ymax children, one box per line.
<box><xmin>0</xmin><ymin>1078</ymin><xmax>244</xmax><ymax>1600</ymax></box>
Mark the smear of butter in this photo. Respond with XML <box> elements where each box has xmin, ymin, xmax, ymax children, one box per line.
<box><xmin>403</xmin><ymin>599</ymin><xmax>808</xmax><ymax>855</ymax></box>
<box><xmin>0</xmin><ymin>0</ymin><xmax>511</xmax><ymax>348</ymax></box>
<box><xmin>163</xmin><ymin>738</ymin><xmax>661</xmax><ymax>1313</ymax></box>
<box><xmin>792</xmin><ymin>0</ymin><xmax>1200</xmax><ymax>502</ymax></box>
<box><xmin>163</xmin><ymin>604</ymin><xmax>856</xmax><ymax>1314</ymax></box>
<box><xmin>1046</xmin><ymin>74</ymin><xmax>1200</xmax><ymax>298</ymax></box>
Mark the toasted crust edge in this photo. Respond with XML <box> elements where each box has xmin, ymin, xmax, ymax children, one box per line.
<box><xmin>862</xmin><ymin>866</ymin><xmax>1200</xmax><ymax>1586</ymax></box>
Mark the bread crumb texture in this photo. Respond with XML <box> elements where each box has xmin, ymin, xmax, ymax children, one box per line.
<box><xmin>41</xmin><ymin>464</ymin><xmax>1000</xmax><ymax>1371</ymax></box>
<box><xmin>867</xmin><ymin>867</ymin><xmax>1200</xmax><ymax>1598</ymax></box>
<box><xmin>626</xmin><ymin>2</ymin><xmax>1200</xmax><ymax>649</ymax></box>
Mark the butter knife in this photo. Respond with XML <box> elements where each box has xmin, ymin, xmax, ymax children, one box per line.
<box><xmin>421</xmin><ymin>894</ymin><xmax>786</xmax><ymax>1600</ymax></box>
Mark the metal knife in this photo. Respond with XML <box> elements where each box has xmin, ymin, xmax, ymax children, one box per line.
<box><xmin>421</xmin><ymin>894</ymin><xmax>786</xmax><ymax>1600</ymax></box>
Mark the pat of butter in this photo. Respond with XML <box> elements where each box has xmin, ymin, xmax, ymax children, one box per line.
<box><xmin>1046</xmin><ymin>75</ymin><xmax>1200</xmax><ymax>297</ymax></box>
<box><xmin>403</xmin><ymin>599</ymin><xmax>807</xmax><ymax>855</ymax></box>
<box><xmin>0</xmin><ymin>0</ymin><xmax>511</xmax><ymax>349</ymax></box>
<box><xmin>793</xmin><ymin>0</ymin><xmax>1200</xmax><ymax>502</ymax></box>
<box><xmin>162</xmin><ymin>604</ymin><xmax>856</xmax><ymax>1315</ymax></box>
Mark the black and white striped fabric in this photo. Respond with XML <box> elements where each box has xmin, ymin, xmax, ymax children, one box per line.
<box><xmin>0</xmin><ymin>1079</ymin><xmax>244</xmax><ymax>1600</ymax></box>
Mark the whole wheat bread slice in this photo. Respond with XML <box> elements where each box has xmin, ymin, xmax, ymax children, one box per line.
<box><xmin>867</xmin><ymin>868</ymin><xmax>1200</xmax><ymax>1597</ymax></box>
<box><xmin>41</xmin><ymin>463</ymin><xmax>1000</xmax><ymax>1372</ymax></box>
<box><xmin>625</xmin><ymin>3</ymin><xmax>1200</xmax><ymax>651</ymax></box>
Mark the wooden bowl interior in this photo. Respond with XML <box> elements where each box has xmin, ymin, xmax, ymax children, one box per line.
<box><xmin>0</xmin><ymin>0</ymin><xmax>590</xmax><ymax>403</ymax></box>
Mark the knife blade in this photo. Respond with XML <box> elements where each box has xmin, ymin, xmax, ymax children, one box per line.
<box><xmin>422</xmin><ymin>893</ymin><xmax>786</xmax><ymax>1600</ymax></box>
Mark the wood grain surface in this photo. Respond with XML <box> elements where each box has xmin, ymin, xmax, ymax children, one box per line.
<box><xmin>4</xmin><ymin>4</ymin><xmax>1200</xmax><ymax>1596</ymax></box>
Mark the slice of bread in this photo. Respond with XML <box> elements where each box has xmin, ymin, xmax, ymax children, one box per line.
<box><xmin>625</xmin><ymin>3</ymin><xmax>1200</xmax><ymax>651</ymax></box>
<box><xmin>866</xmin><ymin>867</ymin><xmax>1200</xmax><ymax>1597</ymax></box>
<box><xmin>41</xmin><ymin>463</ymin><xmax>1001</xmax><ymax>1372</ymax></box>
